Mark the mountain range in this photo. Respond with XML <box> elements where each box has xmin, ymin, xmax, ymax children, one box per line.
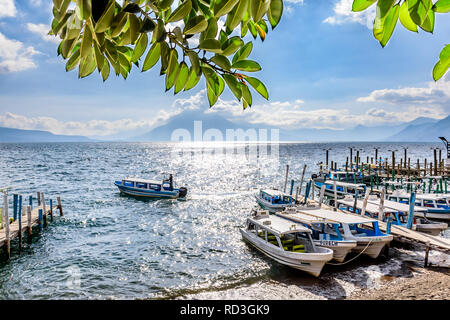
<box><xmin>0</xmin><ymin>113</ymin><xmax>448</xmax><ymax>143</ymax></box>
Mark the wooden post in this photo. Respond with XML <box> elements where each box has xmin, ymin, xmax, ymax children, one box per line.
<box><xmin>3</xmin><ymin>192</ymin><xmax>10</xmax><ymax>259</ymax></box>
<box><xmin>356</xmin><ymin>150</ymin><xmax>360</xmax><ymax>170</ymax></box>
<box><xmin>318</xmin><ymin>184</ymin><xmax>325</xmax><ymax>208</ymax></box>
<box><xmin>41</xmin><ymin>193</ymin><xmax>47</xmax><ymax>228</ymax></box>
<box><xmin>326</xmin><ymin>149</ymin><xmax>329</xmax><ymax>168</ymax></box>
<box><xmin>430</xmin><ymin>163</ymin><xmax>433</xmax><ymax>176</ymax></box>
<box><xmin>375</xmin><ymin>149</ymin><xmax>378</xmax><ymax>165</ymax></box>
<box><xmin>38</xmin><ymin>209</ymin><xmax>43</xmax><ymax>232</ymax></box>
<box><xmin>13</xmin><ymin>193</ymin><xmax>18</xmax><ymax>221</ymax></box>
<box><xmin>345</xmin><ymin>158</ymin><xmax>348</xmax><ymax>172</ymax></box>
<box><xmin>333</xmin><ymin>180</ymin><xmax>338</xmax><ymax>211</ymax></box>
<box><xmin>57</xmin><ymin>196</ymin><xmax>63</xmax><ymax>216</ymax></box>
<box><xmin>392</xmin><ymin>151</ymin><xmax>395</xmax><ymax>176</ymax></box>
<box><xmin>298</xmin><ymin>164</ymin><xmax>306</xmax><ymax>196</ymax></box>
<box><xmin>417</xmin><ymin>159</ymin><xmax>420</xmax><ymax>177</ymax></box>
<box><xmin>37</xmin><ymin>192</ymin><xmax>41</xmax><ymax>206</ymax></box>
<box><xmin>27</xmin><ymin>205</ymin><xmax>32</xmax><ymax>243</ymax></box>
<box><xmin>311</xmin><ymin>180</ymin><xmax>315</xmax><ymax>200</ymax></box>
<box><xmin>19</xmin><ymin>206</ymin><xmax>25</xmax><ymax>251</ymax></box>
<box><xmin>283</xmin><ymin>164</ymin><xmax>289</xmax><ymax>193</ymax></box>
<box><xmin>49</xmin><ymin>199</ymin><xmax>53</xmax><ymax>221</ymax></box>
<box><xmin>378</xmin><ymin>188</ymin><xmax>385</xmax><ymax>222</ymax></box>
<box><xmin>331</xmin><ymin>161</ymin><xmax>334</xmax><ymax>173</ymax></box>
<box><xmin>289</xmin><ymin>180</ymin><xmax>294</xmax><ymax>196</ymax></box>
<box><xmin>406</xmin><ymin>192</ymin><xmax>416</xmax><ymax>230</ymax></box>
<box><xmin>404</xmin><ymin>148</ymin><xmax>407</xmax><ymax>168</ymax></box>
<box><xmin>424</xmin><ymin>241</ymin><xmax>430</xmax><ymax>268</ymax></box>
<box><xmin>350</xmin><ymin>148</ymin><xmax>353</xmax><ymax>171</ymax></box>
<box><xmin>361</xmin><ymin>188</ymin><xmax>370</xmax><ymax>217</ymax></box>
<box><xmin>434</xmin><ymin>149</ymin><xmax>438</xmax><ymax>176</ymax></box>
<box><xmin>353</xmin><ymin>190</ymin><xmax>359</xmax><ymax>214</ymax></box>
<box><xmin>29</xmin><ymin>195</ymin><xmax>33</xmax><ymax>209</ymax></box>
<box><xmin>18</xmin><ymin>195</ymin><xmax>22</xmax><ymax>251</ymax></box>
<box><xmin>295</xmin><ymin>186</ymin><xmax>300</xmax><ymax>203</ymax></box>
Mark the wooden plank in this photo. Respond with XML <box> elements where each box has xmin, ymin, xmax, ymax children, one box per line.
<box><xmin>0</xmin><ymin>205</ymin><xmax>58</xmax><ymax>246</ymax></box>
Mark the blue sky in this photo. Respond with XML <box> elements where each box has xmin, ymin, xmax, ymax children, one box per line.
<box><xmin>0</xmin><ymin>0</ymin><xmax>449</xmax><ymax>138</ymax></box>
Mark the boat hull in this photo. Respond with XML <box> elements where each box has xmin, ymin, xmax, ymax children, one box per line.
<box><xmin>313</xmin><ymin>240</ymin><xmax>357</xmax><ymax>263</ymax></box>
<box><xmin>240</xmin><ymin>229</ymin><xmax>333</xmax><ymax>277</ymax></box>
<box><xmin>351</xmin><ymin>236</ymin><xmax>393</xmax><ymax>259</ymax></box>
<box><xmin>115</xmin><ymin>184</ymin><xmax>180</xmax><ymax>199</ymax></box>
<box><xmin>415</xmin><ymin>222</ymin><xmax>448</xmax><ymax>236</ymax></box>
<box><xmin>414</xmin><ymin>211</ymin><xmax>450</xmax><ymax>220</ymax></box>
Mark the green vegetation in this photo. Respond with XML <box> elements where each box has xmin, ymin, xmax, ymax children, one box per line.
<box><xmin>50</xmin><ymin>0</ymin><xmax>448</xmax><ymax>109</ymax></box>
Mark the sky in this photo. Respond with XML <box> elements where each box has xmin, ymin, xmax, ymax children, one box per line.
<box><xmin>0</xmin><ymin>0</ymin><xmax>449</xmax><ymax>138</ymax></box>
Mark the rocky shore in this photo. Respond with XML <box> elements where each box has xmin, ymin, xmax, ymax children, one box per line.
<box><xmin>347</xmin><ymin>267</ymin><xmax>450</xmax><ymax>300</ymax></box>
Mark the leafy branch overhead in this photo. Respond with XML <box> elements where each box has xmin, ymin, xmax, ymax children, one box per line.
<box><xmin>352</xmin><ymin>0</ymin><xmax>449</xmax><ymax>81</ymax></box>
<box><xmin>50</xmin><ymin>0</ymin><xmax>280</xmax><ymax>109</ymax></box>
<box><xmin>50</xmin><ymin>1</ymin><xmax>449</xmax><ymax>110</ymax></box>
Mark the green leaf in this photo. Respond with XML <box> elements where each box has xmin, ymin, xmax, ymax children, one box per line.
<box><xmin>184</xmin><ymin>15</ymin><xmax>208</xmax><ymax>34</ymax></box>
<box><xmin>120</xmin><ymin>13</ymin><xmax>140</xmax><ymax>45</ymax></box>
<box><xmin>187</xmin><ymin>51</ymin><xmax>201</xmax><ymax>75</ymax></box>
<box><xmin>241</xmin><ymin>83</ymin><xmax>252</xmax><ymax>107</ymax></box>
<box><xmin>132</xmin><ymin>33</ymin><xmax>148</xmax><ymax>63</ymax></box>
<box><xmin>140</xmin><ymin>17</ymin><xmax>156</xmax><ymax>33</ymax></box>
<box><xmin>65</xmin><ymin>48</ymin><xmax>81</xmax><ymax>71</ymax></box>
<box><xmin>352</xmin><ymin>0</ymin><xmax>377</xmax><ymax>12</ymax></box>
<box><xmin>165</xmin><ymin>49</ymin><xmax>179</xmax><ymax>91</ymax></box>
<box><xmin>77</xmin><ymin>0</ymin><xmax>92</xmax><ymax>19</ymax></box>
<box><xmin>78</xmin><ymin>48</ymin><xmax>96</xmax><ymax>78</ymax></box>
<box><xmin>232</xmin><ymin>42</ymin><xmax>252</xmax><ymax>64</ymax></box>
<box><xmin>101</xmin><ymin>59</ymin><xmax>110</xmax><ymax>81</ymax></box>
<box><xmin>433</xmin><ymin>0</ymin><xmax>450</xmax><ymax>13</ymax></box>
<box><xmin>214</xmin><ymin>0</ymin><xmax>240</xmax><ymax>18</ymax></box>
<box><xmin>399</xmin><ymin>1</ymin><xmax>418</xmax><ymax>32</ymax></box>
<box><xmin>228</xmin><ymin>0</ymin><xmax>248</xmax><ymax>30</ymax></box>
<box><xmin>267</xmin><ymin>0</ymin><xmax>283</xmax><ymax>29</ymax></box>
<box><xmin>221</xmin><ymin>36</ymin><xmax>244</xmax><ymax>56</ymax></box>
<box><xmin>154</xmin><ymin>19</ymin><xmax>168</xmax><ymax>42</ymax></box>
<box><xmin>93</xmin><ymin>40</ymin><xmax>104</xmax><ymax>72</ymax></box>
<box><xmin>377</xmin><ymin>0</ymin><xmax>396</xmax><ymax>19</ymax></box>
<box><xmin>255</xmin><ymin>23</ymin><xmax>266</xmax><ymax>41</ymax></box>
<box><xmin>433</xmin><ymin>44</ymin><xmax>450</xmax><ymax>81</ymax></box>
<box><xmin>142</xmin><ymin>42</ymin><xmax>161</xmax><ymax>71</ymax></box>
<box><xmin>222</xmin><ymin>74</ymin><xmax>242</xmax><ymax>101</ymax></box>
<box><xmin>420</xmin><ymin>8</ymin><xmax>435</xmax><ymax>33</ymax></box>
<box><xmin>380</xmin><ymin>4</ymin><xmax>400</xmax><ymax>47</ymax></box>
<box><xmin>174</xmin><ymin>62</ymin><xmax>189</xmax><ymax>94</ymax></box>
<box><xmin>167</xmin><ymin>0</ymin><xmax>192</xmax><ymax>23</ymax></box>
<box><xmin>184</xmin><ymin>67</ymin><xmax>201</xmax><ymax>91</ymax></box>
<box><xmin>111</xmin><ymin>12</ymin><xmax>127</xmax><ymax>37</ymax></box>
<box><xmin>250</xmin><ymin>0</ymin><xmax>271</xmax><ymax>22</ymax></box>
<box><xmin>80</xmin><ymin>24</ymin><xmax>92</xmax><ymax>58</ymax></box>
<box><xmin>158</xmin><ymin>0</ymin><xmax>175</xmax><ymax>11</ymax></box>
<box><xmin>408</xmin><ymin>0</ymin><xmax>432</xmax><ymax>26</ymax></box>
<box><xmin>94</xmin><ymin>0</ymin><xmax>115</xmax><ymax>33</ymax></box>
<box><xmin>199</xmin><ymin>39</ymin><xmax>223</xmax><ymax>53</ymax></box>
<box><xmin>202</xmin><ymin>17</ymin><xmax>218</xmax><ymax>41</ymax></box>
<box><xmin>231</xmin><ymin>59</ymin><xmax>261</xmax><ymax>72</ymax></box>
<box><xmin>211</xmin><ymin>54</ymin><xmax>231</xmax><ymax>71</ymax></box>
<box><xmin>159</xmin><ymin>41</ymin><xmax>170</xmax><ymax>74</ymax></box>
<box><xmin>245</xmin><ymin>76</ymin><xmax>268</xmax><ymax>99</ymax></box>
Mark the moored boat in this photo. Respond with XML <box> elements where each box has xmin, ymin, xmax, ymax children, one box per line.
<box><xmin>255</xmin><ymin>189</ymin><xmax>294</xmax><ymax>212</ymax></box>
<box><xmin>114</xmin><ymin>174</ymin><xmax>187</xmax><ymax>199</ymax></box>
<box><xmin>287</xmin><ymin>208</ymin><xmax>393</xmax><ymax>259</ymax></box>
<box><xmin>387</xmin><ymin>191</ymin><xmax>450</xmax><ymax>220</ymax></box>
<box><xmin>240</xmin><ymin>210</ymin><xmax>333</xmax><ymax>277</ymax></box>
<box><xmin>277</xmin><ymin>208</ymin><xmax>357</xmax><ymax>263</ymax></box>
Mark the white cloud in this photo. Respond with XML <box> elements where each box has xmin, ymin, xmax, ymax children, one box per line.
<box><xmin>0</xmin><ymin>0</ymin><xmax>17</xmax><ymax>18</ymax></box>
<box><xmin>323</xmin><ymin>0</ymin><xmax>375</xmax><ymax>29</ymax></box>
<box><xmin>0</xmin><ymin>91</ymin><xmax>203</xmax><ymax>136</ymax></box>
<box><xmin>357</xmin><ymin>78</ymin><xmax>450</xmax><ymax>108</ymax></box>
<box><xmin>26</xmin><ymin>23</ymin><xmax>60</xmax><ymax>44</ymax></box>
<box><xmin>0</xmin><ymin>32</ymin><xmax>40</xmax><ymax>73</ymax></box>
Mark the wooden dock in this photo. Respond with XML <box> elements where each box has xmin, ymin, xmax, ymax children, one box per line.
<box><xmin>1</xmin><ymin>191</ymin><xmax>63</xmax><ymax>259</ymax></box>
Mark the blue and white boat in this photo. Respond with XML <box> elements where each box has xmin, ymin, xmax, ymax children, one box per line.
<box><xmin>387</xmin><ymin>191</ymin><xmax>450</xmax><ymax>220</ymax></box>
<box><xmin>114</xmin><ymin>174</ymin><xmax>188</xmax><ymax>199</ymax></box>
<box><xmin>313</xmin><ymin>180</ymin><xmax>366</xmax><ymax>199</ymax></box>
<box><xmin>255</xmin><ymin>189</ymin><xmax>294</xmax><ymax>212</ymax></box>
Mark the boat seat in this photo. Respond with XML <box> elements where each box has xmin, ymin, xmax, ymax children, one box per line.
<box><xmin>281</xmin><ymin>239</ymin><xmax>294</xmax><ymax>245</ymax></box>
<box><xmin>268</xmin><ymin>235</ymin><xmax>276</xmax><ymax>241</ymax></box>
<box><xmin>269</xmin><ymin>240</ymin><xmax>278</xmax><ymax>246</ymax></box>
<box><xmin>292</xmin><ymin>244</ymin><xmax>305</xmax><ymax>251</ymax></box>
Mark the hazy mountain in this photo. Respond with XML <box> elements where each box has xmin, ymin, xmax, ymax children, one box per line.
<box><xmin>0</xmin><ymin>127</ymin><xmax>94</xmax><ymax>142</ymax></box>
<box><xmin>387</xmin><ymin>115</ymin><xmax>450</xmax><ymax>142</ymax></box>
<box><xmin>130</xmin><ymin>109</ymin><xmax>445</xmax><ymax>142</ymax></box>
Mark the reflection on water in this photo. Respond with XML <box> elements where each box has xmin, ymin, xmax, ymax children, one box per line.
<box><xmin>0</xmin><ymin>141</ymin><xmax>447</xmax><ymax>299</ymax></box>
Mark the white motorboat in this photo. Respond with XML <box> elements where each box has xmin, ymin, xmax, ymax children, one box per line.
<box><xmin>240</xmin><ymin>210</ymin><xmax>333</xmax><ymax>277</ymax></box>
<box><xmin>255</xmin><ymin>189</ymin><xmax>294</xmax><ymax>212</ymax></box>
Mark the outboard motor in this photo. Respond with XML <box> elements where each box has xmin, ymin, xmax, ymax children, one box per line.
<box><xmin>311</xmin><ymin>174</ymin><xmax>318</xmax><ymax>180</ymax></box>
<box><xmin>178</xmin><ymin>187</ymin><xmax>188</xmax><ymax>198</ymax></box>
<box><xmin>169</xmin><ymin>174</ymin><xmax>174</xmax><ymax>190</ymax></box>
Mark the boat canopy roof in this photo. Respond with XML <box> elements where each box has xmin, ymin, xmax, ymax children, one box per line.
<box><xmin>337</xmin><ymin>198</ymin><xmax>391</xmax><ymax>214</ymax></box>
<box><xmin>276</xmin><ymin>211</ymin><xmax>339</xmax><ymax>226</ymax></box>
<box><xmin>248</xmin><ymin>214</ymin><xmax>311</xmax><ymax>236</ymax></box>
<box><xmin>391</xmin><ymin>191</ymin><xmax>449</xmax><ymax>200</ymax></box>
<box><xmin>294</xmin><ymin>208</ymin><xmax>377</xmax><ymax>224</ymax></box>
<box><xmin>368</xmin><ymin>198</ymin><xmax>427</xmax><ymax>212</ymax></box>
<box><xmin>323</xmin><ymin>180</ymin><xmax>365</xmax><ymax>188</ymax></box>
<box><xmin>123</xmin><ymin>177</ymin><xmax>163</xmax><ymax>185</ymax></box>
<box><xmin>260</xmin><ymin>189</ymin><xmax>291</xmax><ymax>197</ymax></box>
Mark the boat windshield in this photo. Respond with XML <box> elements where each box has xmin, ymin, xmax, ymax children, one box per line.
<box><xmin>423</xmin><ymin>200</ymin><xmax>435</xmax><ymax>208</ymax></box>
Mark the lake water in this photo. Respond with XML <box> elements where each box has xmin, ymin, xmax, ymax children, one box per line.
<box><xmin>0</xmin><ymin>141</ymin><xmax>448</xmax><ymax>299</ymax></box>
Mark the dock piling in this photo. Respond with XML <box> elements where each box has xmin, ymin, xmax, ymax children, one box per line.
<box><xmin>57</xmin><ymin>196</ymin><xmax>63</xmax><ymax>216</ymax></box>
<box><xmin>38</xmin><ymin>209</ymin><xmax>43</xmax><ymax>232</ymax></box>
<box><xmin>37</xmin><ymin>192</ymin><xmax>41</xmax><ymax>206</ymax></box>
<box><xmin>41</xmin><ymin>193</ymin><xmax>47</xmax><ymax>228</ymax></box>
<box><xmin>424</xmin><ymin>242</ymin><xmax>430</xmax><ymax>268</ymax></box>
<box><xmin>318</xmin><ymin>184</ymin><xmax>325</xmax><ymax>208</ymax></box>
<box><xmin>3</xmin><ymin>192</ymin><xmax>10</xmax><ymax>259</ymax></box>
<box><xmin>27</xmin><ymin>205</ymin><xmax>32</xmax><ymax>243</ymax></box>
<box><xmin>283</xmin><ymin>165</ymin><xmax>289</xmax><ymax>193</ymax></box>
